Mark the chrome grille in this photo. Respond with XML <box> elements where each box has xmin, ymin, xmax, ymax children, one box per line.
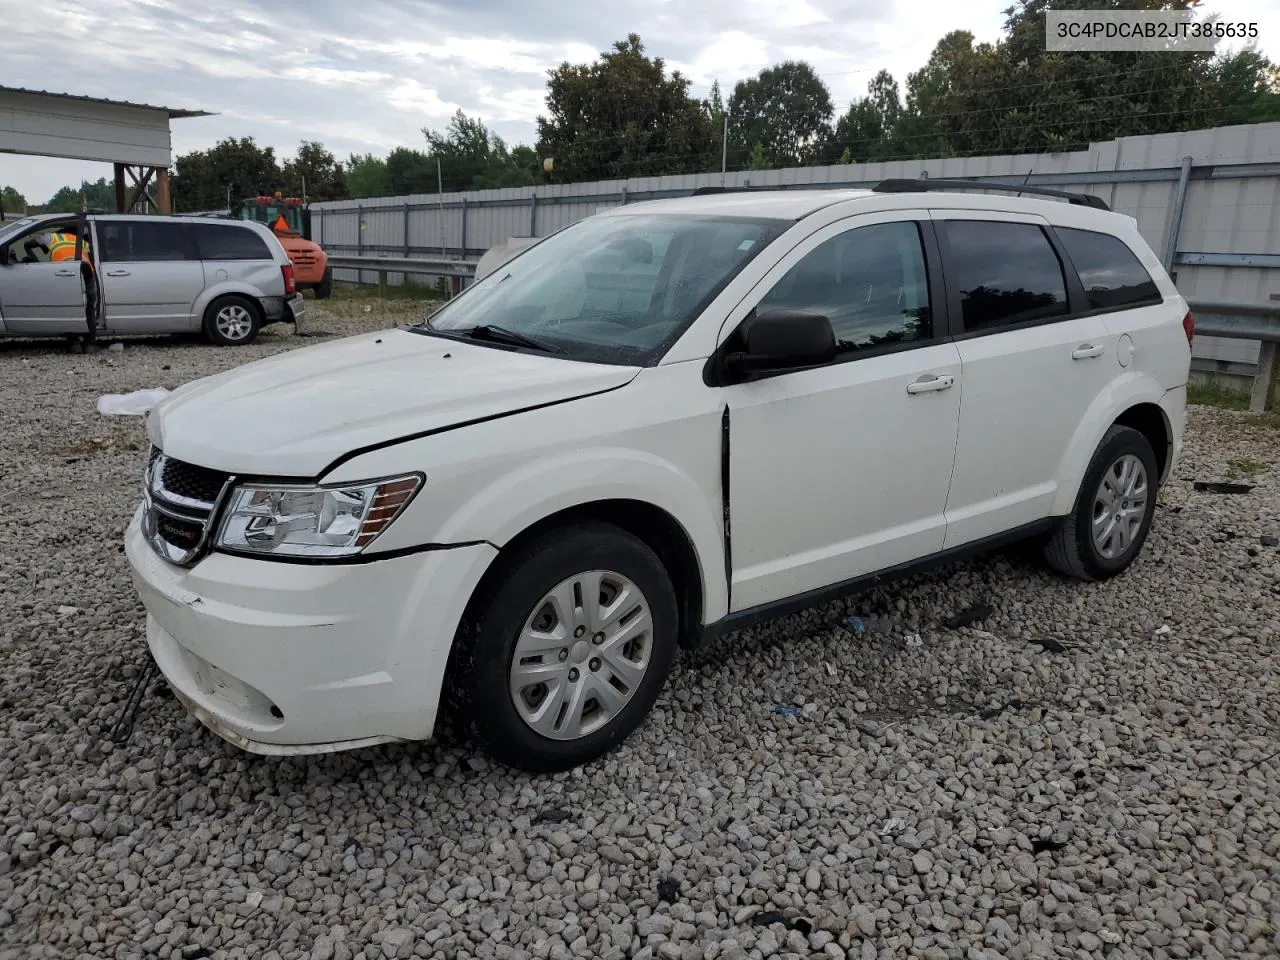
<box><xmin>141</xmin><ymin>447</ymin><xmax>234</xmax><ymax>565</ymax></box>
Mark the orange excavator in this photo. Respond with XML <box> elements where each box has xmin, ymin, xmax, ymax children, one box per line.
<box><xmin>235</xmin><ymin>192</ymin><xmax>332</xmax><ymax>299</ymax></box>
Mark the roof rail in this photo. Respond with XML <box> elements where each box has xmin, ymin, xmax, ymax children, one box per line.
<box><xmin>872</xmin><ymin>178</ymin><xmax>1110</xmax><ymax>211</ymax></box>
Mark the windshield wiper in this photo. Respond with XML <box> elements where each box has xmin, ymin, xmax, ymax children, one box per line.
<box><xmin>458</xmin><ymin>324</ymin><xmax>559</xmax><ymax>353</ymax></box>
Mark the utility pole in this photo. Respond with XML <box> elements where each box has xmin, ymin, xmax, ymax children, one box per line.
<box><xmin>721</xmin><ymin>114</ymin><xmax>728</xmax><ymax>185</ymax></box>
<box><xmin>437</xmin><ymin>156</ymin><xmax>445</xmax><ymax>256</ymax></box>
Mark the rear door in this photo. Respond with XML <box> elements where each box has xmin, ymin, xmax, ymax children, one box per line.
<box><xmin>98</xmin><ymin>219</ymin><xmax>204</xmax><ymax>333</ymax></box>
<box><xmin>936</xmin><ymin>213</ymin><xmax>1116</xmax><ymax>548</ymax></box>
<box><xmin>190</xmin><ymin>222</ymin><xmax>282</xmax><ymax>295</ymax></box>
<box><xmin>0</xmin><ymin>218</ymin><xmax>89</xmax><ymax>334</ymax></box>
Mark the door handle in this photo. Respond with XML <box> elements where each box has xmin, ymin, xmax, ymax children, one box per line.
<box><xmin>106</xmin><ymin>269</ymin><xmax>131</xmax><ymax>277</ymax></box>
<box><xmin>1071</xmin><ymin>343</ymin><xmax>1105</xmax><ymax>360</ymax></box>
<box><xmin>906</xmin><ymin>373</ymin><xmax>955</xmax><ymax>395</ymax></box>
<box><xmin>54</xmin><ymin>268</ymin><xmax>76</xmax><ymax>277</ymax></box>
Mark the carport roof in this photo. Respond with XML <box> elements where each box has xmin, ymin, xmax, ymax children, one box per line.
<box><xmin>0</xmin><ymin>85</ymin><xmax>213</xmax><ymax>119</ymax></box>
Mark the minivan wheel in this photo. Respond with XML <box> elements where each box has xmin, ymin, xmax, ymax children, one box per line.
<box><xmin>452</xmin><ymin>523</ymin><xmax>679</xmax><ymax>772</ymax></box>
<box><xmin>1044</xmin><ymin>425</ymin><xmax>1158</xmax><ymax>581</ymax></box>
<box><xmin>203</xmin><ymin>295</ymin><xmax>262</xmax><ymax>346</ymax></box>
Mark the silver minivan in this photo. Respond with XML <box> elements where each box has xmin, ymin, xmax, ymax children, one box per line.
<box><xmin>0</xmin><ymin>213</ymin><xmax>305</xmax><ymax>346</ymax></box>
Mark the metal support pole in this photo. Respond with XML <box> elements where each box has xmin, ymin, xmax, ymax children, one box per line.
<box><xmin>1164</xmin><ymin>155</ymin><xmax>1193</xmax><ymax>276</ymax></box>
<box><xmin>461</xmin><ymin>198</ymin><xmax>468</xmax><ymax>255</ymax></box>
<box><xmin>721</xmin><ymin>113</ymin><xmax>728</xmax><ymax>184</ymax></box>
<box><xmin>1251</xmin><ymin>341</ymin><xmax>1278</xmax><ymax>414</ymax></box>
<box><xmin>403</xmin><ymin>202</ymin><xmax>410</xmax><ymax>257</ymax></box>
<box><xmin>530</xmin><ymin>193</ymin><xmax>537</xmax><ymax>236</ymax></box>
<box><xmin>356</xmin><ymin>205</ymin><xmax>363</xmax><ymax>256</ymax></box>
<box><xmin>621</xmin><ymin>187</ymin><xmax>628</xmax><ymax>205</ymax></box>
<box><xmin>437</xmin><ymin>157</ymin><xmax>445</xmax><ymax>257</ymax></box>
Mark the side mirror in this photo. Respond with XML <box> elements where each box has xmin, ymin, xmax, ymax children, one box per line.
<box><xmin>725</xmin><ymin>308</ymin><xmax>836</xmax><ymax>378</ymax></box>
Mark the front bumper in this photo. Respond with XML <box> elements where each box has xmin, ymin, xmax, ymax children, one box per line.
<box><xmin>124</xmin><ymin>506</ymin><xmax>497</xmax><ymax>754</ymax></box>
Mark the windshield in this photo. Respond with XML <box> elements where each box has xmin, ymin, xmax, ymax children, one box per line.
<box><xmin>418</xmin><ymin>213</ymin><xmax>788</xmax><ymax>365</ymax></box>
<box><xmin>0</xmin><ymin>217</ymin><xmax>41</xmax><ymax>246</ymax></box>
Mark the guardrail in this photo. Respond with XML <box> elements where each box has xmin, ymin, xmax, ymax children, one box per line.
<box><xmin>1187</xmin><ymin>300</ymin><xmax>1280</xmax><ymax>413</ymax></box>
<box><xmin>327</xmin><ymin>254</ymin><xmax>476</xmax><ymax>280</ymax></box>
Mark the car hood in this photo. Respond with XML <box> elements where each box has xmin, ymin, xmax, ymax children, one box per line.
<box><xmin>149</xmin><ymin>328</ymin><xmax>640</xmax><ymax>477</ymax></box>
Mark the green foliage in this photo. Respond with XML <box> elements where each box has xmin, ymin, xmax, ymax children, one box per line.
<box><xmin>171</xmin><ymin>137</ymin><xmax>283</xmax><ymax>210</ymax></box>
<box><xmin>282</xmin><ymin>141</ymin><xmax>347</xmax><ymax>202</ymax></box>
<box><xmin>424</xmin><ymin>110</ymin><xmax>542</xmax><ymax>192</ymax></box>
<box><xmin>45</xmin><ymin>178</ymin><xmax>115</xmax><ymax>213</ymax></box>
<box><xmin>536</xmin><ymin>34</ymin><xmax>716</xmax><ymax>182</ymax></box>
<box><xmin>728</xmin><ymin>61</ymin><xmax>833</xmax><ymax>168</ymax></box>
<box><xmin>345</xmin><ymin>153</ymin><xmax>390</xmax><ymax>199</ymax></box>
<box><xmin>1</xmin><ymin>185</ymin><xmax>28</xmax><ymax>215</ymax></box>
<box><xmin>746</xmin><ymin>143</ymin><xmax>770</xmax><ymax>170</ymax></box>
<box><xmin>831</xmin><ymin>69</ymin><xmax>905</xmax><ymax>162</ymax></box>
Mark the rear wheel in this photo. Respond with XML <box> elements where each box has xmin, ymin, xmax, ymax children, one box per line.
<box><xmin>1044</xmin><ymin>425</ymin><xmax>1158</xmax><ymax>581</ymax></box>
<box><xmin>203</xmin><ymin>295</ymin><xmax>261</xmax><ymax>346</ymax></box>
<box><xmin>452</xmin><ymin>523</ymin><xmax>679</xmax><ymax>772</ymax></box>
<box><xmin>315</xmin><ymin>266</ymin><xmax>333</xmax><ymax>300</ymax></box>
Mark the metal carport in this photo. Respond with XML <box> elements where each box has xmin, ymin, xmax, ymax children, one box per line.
<box><xmin>0</xmin><ymin>85</ymin><xmax>212</xmax><ymax>214</ymax></box>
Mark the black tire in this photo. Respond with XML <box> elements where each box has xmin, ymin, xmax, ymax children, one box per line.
<box><xmin>202</xmin><ymin>295</ymin><xmax>262</xmax><ymax>346</ymax></box>
<box><xmin>315</xmin><ymin>266</ymin><xmax>333</xmax><ymax>300</ymax></box>
<box><xmin>451</xmin><ymin>523</ymin><xmax>679</xmax><ymax>772</ymax></box>
<box><xmin>1044</xmin><ymin>425</ymin><xmax>1158</xmax><ymax>581</ymax></box>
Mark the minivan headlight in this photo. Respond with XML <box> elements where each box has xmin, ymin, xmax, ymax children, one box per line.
<box><xmin>215</xmin><ymin>475</ymin><xmax>422</xmax><ymax>558</ymax></box>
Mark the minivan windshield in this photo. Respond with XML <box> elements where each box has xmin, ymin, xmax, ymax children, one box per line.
<box><xmin>416</xmin><ymin>213</ymin><xmax>788</xmax><ymax>365</ymax></box>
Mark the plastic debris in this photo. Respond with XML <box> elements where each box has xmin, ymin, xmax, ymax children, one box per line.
<box><xmin>96</xmin><ymin>388</ymin><xmax>169</xmax><ymax>416</ymax></box>
<box><xmin>1030</xmin><ymin>637</ymin><xmax>1066</xmax><ymax>654</ymax></box>
<box><xmin>847</xmin><ymin>615</ymin><xmax>867</xmax><ymax>636</ymax></box>
<box><xmin>774</xmin><ymin>704</ymin><xmax>803</xmax><ymax>718</ymax></box>
<box><xmin>847</xmin><ymin>613</ymin><xmax>891</xmax><ymax>636</ymax></box>
<box><xmin>1193</xmin><ymin>481</ymin><xmax>1254</xmax><ymax>494</ymax></box>
<box><xmin>656</xmin><ymin>878</ymin><xmax>680</xmax><ymax>903</ymax></box>
<box><xmin>1152</xmin><ymin>624</ymin><xmax>1172</xmax><ymax>639</ymax></box>
<box><xmin>878</xmin><ymin>818</ymin><xmax>905</xmax><ymax>836</ymax></box>
<box><xmin>56</xmin><ymin>605</ymin><xmax>78</xmax><ymax>616</ymax></box>
<box><xmin>1261</xmin><ymin>535</ymin><xmax>1279</xmax><ymax>548</ymax></box>
<box><xmin>824</xmin><ymin>662</ymin><xmax>838</xmax><ymax>678</ymax></box>
<box><xmin>943</xmin><ymin>602</ymin><xmax>994</xmax><ymax>629</ymax></box>
<box><xmin>107</xmin><ymin>342</ymin><xmax>124</xmax><ymax>352</ymax></box>
<box><xmin>905</xmin><ymin>633</ymin><xmax>924</xmax><ymax>649</ymax></box>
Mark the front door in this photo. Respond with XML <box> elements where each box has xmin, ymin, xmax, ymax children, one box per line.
<box><xmin>719</xmin><ymin>212</ymin><xmax>964</xmax><ymax>611</ymax></box>
<box><xmin>0</xmin><ymin>219</ymin><xmax>90</xmax><ymax>335</ymax></box>
<box><xmin>97</xmin><ymin>219</ymin><xmax>204</xmax><ymax>334</ymax></box>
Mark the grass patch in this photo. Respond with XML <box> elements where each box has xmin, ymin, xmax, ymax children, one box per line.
<box><xmin>329</xmin><ymin>280</ymin><xmax>447</xmax><ymax>302</ymax></box>
<box><xmin>1226</xmin><ymin>456</ymin><xmax>1269</xmax><ymax>477</ymax></box>
<box><xmin>1187</xmin><ymin>381</ymin><xmax>1250</xmax><ymax>411</ymax></box>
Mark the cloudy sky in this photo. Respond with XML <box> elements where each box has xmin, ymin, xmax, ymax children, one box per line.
<box><xmin>2</xmin><ymin>0</ymin><xmax>1277</xmax><ymax>202</ymax></box>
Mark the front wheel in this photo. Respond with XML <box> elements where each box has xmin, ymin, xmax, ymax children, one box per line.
<box><xmin>315</xmin><ymin>266</ymin><xmax>333</xmax><ymax>300</ymax></box>
<box><xmin>203</xmin><ymin>295</ymin><xmax>261</xmax><ymax>346</ymax></box>
<box><xmin>1044</xmin><ymin>424</ymin><xmax>1158</xmax><ymax>581</ymax></box>
<box><xmin>452</xmin><ymin>523</ymin><xmax>679</xmax><ymax>772</ymax></box>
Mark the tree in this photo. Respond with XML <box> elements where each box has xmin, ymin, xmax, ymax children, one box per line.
<box><xmin>172</xmin><ymin>137</ymin><xmax>281</xmax><ymax>211</ymax></box>
<box><xmin>1212</xmin><ymin>48</ymin><xmax>1280</xmax><ymax>125</ymax></box>
<box><xmin>745</xmin><ymin>143</ymin><xmax>770</xmax><ymax>170</ymax></box>
<box><xmin>728</xmin><ymin>61</ymin><xmax>833</xmax><ymax>169</ymax></box>
<box><xmin>346</xmin><ymin>153</ymin><xmax>391</xmax><ymax>199</ymax></box>
<box><xmin>385</xmin><ymin>147</ymin><xmax>437</xmax><ymax>195</ymax></box>
<box><xmin>282</xmin><ymin>141</ymin><xmax>347</xmax><ymax>202</ymax></box>
<box><xmin>45</xmin><ymin>178</ymin><xmax>115</xmax><ymax>213</ymax></box>
<box><xmin>424</xmin><ymin>109</ymin><xmax>541</xmax><ymax>191</ymax></box>
<box><xmin>830</xmin><ymin>69</ymin><xmax>905</xmax><ymax>162</ymax></box>
<box><xmin>537</xmin><ymin>34</ymin><xmax>716</xmax><ymax>182</ymax></box>
<box><xmin>706</xmin><ymin>80</ymin><xmax>727</xmax><ymax>165</ymax></box>
<box><xmin>1</xmin><ymin>185</ymin><xmax>27</xmax><ymax>216</ymax></box>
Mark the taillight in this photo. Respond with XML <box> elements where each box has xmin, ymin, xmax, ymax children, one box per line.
<box><xmin>282</xmin><ymin>263</ymin><xmax>296</xmax><ymax>295</ymax></box>
<box><xmin>1182</xmin><ymin>309</ymin><xmax>1195</xmax><ymax>345</ymax></box>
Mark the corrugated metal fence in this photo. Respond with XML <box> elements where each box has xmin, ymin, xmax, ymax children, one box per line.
<box><xmin>311</xmin><ymin>121</ymin><xmax>1280</xmax><ymax>370</ymax></box>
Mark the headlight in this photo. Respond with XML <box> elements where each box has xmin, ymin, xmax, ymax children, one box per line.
<box><xmin>215</xmin><ymin>474</ymin><xmax>422</xmax><ymax>558</ymax></box>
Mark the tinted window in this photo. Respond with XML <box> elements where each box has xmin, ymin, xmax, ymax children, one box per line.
<box><xmin>194</xmin><ymin>223</ymin><xmax>272</xmax><ymax>261</ymax></box>
<box><xmin>759</xmin><ymin>221</ymin><xmax>931</xmax><ymax>350</ymax></box>
<box><xmin>943</xmin><ymin>221</ymin><xmax>1069</xmax><ymax>332</ymax></box>
<box><xmin>1058</xmin><ymin>227</ymin><xmax>1161</xmax><ymax>310</ymax></box>
<box><xmin>98</xmin><ymin>221</ymin><xmax>188</xmax><ymax>262</ymax></box>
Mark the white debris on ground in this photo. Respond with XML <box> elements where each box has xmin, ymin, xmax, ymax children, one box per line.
<box><xmin>1</xmin><ymin>299</ymin><xmax>1279</xmax><ymax>960</ymax></box>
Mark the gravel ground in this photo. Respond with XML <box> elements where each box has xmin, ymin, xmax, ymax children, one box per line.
<box><xmin>2</xmin><ymin>301</ymin><xmax>1279</xmax><ymax>960</ymax></box>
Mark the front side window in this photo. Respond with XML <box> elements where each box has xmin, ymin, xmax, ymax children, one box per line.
<box><xmin>942</xmin><ymin>220</ymin><xmax>1069</xmax><ymax>332</ymax></box>
<box><xmin>757</xmin><ymin>220</ymin><xmax>932</xmax><ymax>351</ymax></box>
<box><xmin>1057</xmin><ymin>227</ymin><xmax>1161</xmax><ymax>310</ymax></box>
<box><xmin>4</xmin><ymin>221</ymin><xmax>83</xmax><ymax>264</ymax></box>
<box><xmin>98</xmin><ymin>221</ymin><xmax>188</xmax><ymax>263</ymax></box>
<box><xmin>420</xmin><ymin>213</ymin><xmax>787</xmax><ymax>365</ymax></box>
<box><xmin>194</xmin><ymin>223</ymin><xmax>272</xmax><ymax>261</ymax></box>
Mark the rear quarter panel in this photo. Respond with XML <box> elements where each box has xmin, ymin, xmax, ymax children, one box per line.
<box><xmin>195</xmin><ymin>260</ymin><xmax>286</xmax><ymax>322</ymax></box>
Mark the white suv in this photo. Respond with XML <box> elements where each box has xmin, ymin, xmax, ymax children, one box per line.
<box><xmin>125</xmin><ymin>181</ymin><xmax>1192</xmax><ymax>771</ymax></box>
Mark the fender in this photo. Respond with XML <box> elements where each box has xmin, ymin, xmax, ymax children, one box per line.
<box><xmin>431</xmin><ymin>446</ymin><xmax>728</xmax><ymax>624</ymax></box>
<box><xmin>1050</xmin><ymin>370</ymin><xmax>1170</xmax><ymax>516</ymax></box>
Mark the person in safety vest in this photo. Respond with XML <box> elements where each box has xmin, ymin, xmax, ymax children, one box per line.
<box><xmin>48</xmin><ymin>228</ymin><xmax>91</xmax><ymax>263</ymax></box>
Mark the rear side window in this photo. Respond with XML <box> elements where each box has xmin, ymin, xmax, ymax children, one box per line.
<box><xmin>193</xmin><ymin>223</ymin><xmax>272</xmax><ymax>261</ymax></box>
<box><xmin>942</xmin><ymin>220</ymin><xmax>1069</xmax><ymax>332</ymax></box>
<box><xmin>98</xmin><ymin>221</ymin><xmax>189</xmax><ymax>262</ymax></box>
<box><xmin>1057</xmin><ymin>227</ymin><xmax>1161</xmax><ymax>310</ymax></box>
